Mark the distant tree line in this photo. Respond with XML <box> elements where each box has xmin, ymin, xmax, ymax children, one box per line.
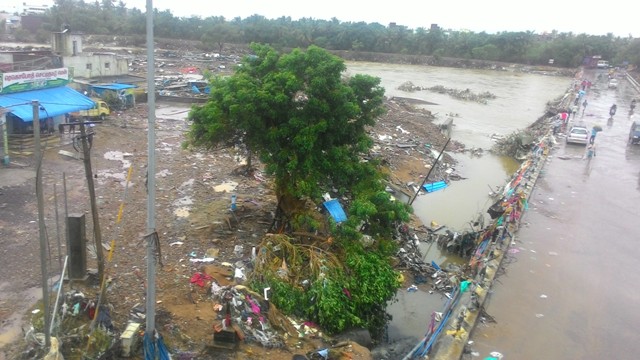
<box><xmin>33</xmin><ymin>0</ymin><xmax>640</xmax><ymax>69</ymax></box>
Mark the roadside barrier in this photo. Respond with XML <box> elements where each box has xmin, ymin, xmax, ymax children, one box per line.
<box><xmin>626</xmin><ymin>71</ymin><xmax>640</xmax><ymax>93</ymax></box>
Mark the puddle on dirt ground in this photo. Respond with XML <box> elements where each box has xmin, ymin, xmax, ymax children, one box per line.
<box><xmin>172</xmin><ymin>196</ymin><xmax>194</xmax><ymax>218</ymax></box>
<box><xmin>98</xmin><ymin>151</ymin><xmax>135</xmax><ymax>187</ymax></box>
<box><xmin>0</xmin><ymin>280</ymin><xmax>58</xmax><ymax>349</ymax></box>
<box><xmin>103</xmin><ymin>150</ymin><xmax>133</xmax><ymax>169</ymax></box>
<box><xmin>173</xmin><ymin>207</ymin><xmax>190</xmax><ymax>217</ymax></box>
<box><xmin>96</xmin><ymin>169</ymin><xmax>128</xmax><ymax>185</ymax></box>
<box><xmin>213</xmin><ymin>181</ymin><xmax>239</xmax><ymax>192</ymax></box>
<box><xmin>155</xmin><ymin>106</ymin><xmax>191</xmax><ymax>121</ymax></box>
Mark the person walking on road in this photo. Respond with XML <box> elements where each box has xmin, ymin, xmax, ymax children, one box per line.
<box><xmin>590</xmin><ymin>126</ymin><xmax>598</xmax><ymax>144</ymax></box>
<box><xmin>585</xmin><ymin>143</ymin><xmax>596</xmax><ymax>160</ymax></box>
<box><xmin>582</xmin><ymin>99</ymin><xmax>588</xmax><ymax>117</ymax></box>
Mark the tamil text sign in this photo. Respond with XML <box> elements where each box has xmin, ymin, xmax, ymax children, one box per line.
<box><xmin>0</xmin><ymin>68</ymin><xmax>71</xmax><ymax>94</ymax></box>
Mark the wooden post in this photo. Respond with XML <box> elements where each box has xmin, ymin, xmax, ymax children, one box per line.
<box><xmin>79</xmin><ymin>122</ymin><xmax>105</xmax><ymax>282</ymax></box>
<box><xmin>408</xmin><ymin>137</ymin><xmax>451</xmax><ymax>206</ymax></box>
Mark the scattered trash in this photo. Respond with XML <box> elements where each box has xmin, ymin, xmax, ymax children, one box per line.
<box><xmin>234</xmin><ymin>245</ymin><xmax>244</xmax><ymax>257</ymax></box>
<box><xmin>540</xmin><ymin>294</ymin><xmax>548</xmax><ymax>299</ymax></box>
<box><xmin>206</xmin><ymin>248</ymin><xmax>220</xmax><ymax>258</ymax></box>
<box><xmin>423</xmin><ymin>180</ymin><xmax>448</xmax><ymax>193</ymax></box>
<box><xmin>484</xmin><ymin>351</ymin><xmax>504</xmax><ymax>359</ymax></box>
<box><xmin>234</xmin><ymin>268</ymin><xmax>246</xmax><ymax>282</ymax></box>
<box><xmin>460</xmin><ymin>280</ymin><xmax>472</xmax><ymax>293</ymax></box>
<box><xmin>190</xmin><ymin>272</ymin><xmax>212</xmax><ymax>287</ymax></box>
<box><xmin>434</xmin><ymin>312</ymin><xmax>443</xmax><ymax>322</ymax></box>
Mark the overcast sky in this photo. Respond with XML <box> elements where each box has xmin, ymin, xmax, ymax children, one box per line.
<box><xmin>2</xmin><ymin>0</ymin><xmax>635</xmax><ymax>37</ymax></box>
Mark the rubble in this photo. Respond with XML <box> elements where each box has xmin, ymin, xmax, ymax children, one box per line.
<box><xmin>396</xmin><ymin>81</ymin><xmax>497</xmax><ymax>104</ymax></box>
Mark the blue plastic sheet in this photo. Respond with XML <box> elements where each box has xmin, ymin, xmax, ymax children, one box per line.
<box><xmin>323</xmin><ymin>199</ymin><xmax>347</xmax><ymax>223</ymax></box>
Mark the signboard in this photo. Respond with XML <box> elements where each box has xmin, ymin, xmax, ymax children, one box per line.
<box><xmin>0</xmin><ymin>68</ymin><xmax>72</xmax><ymax>94</ymax></box>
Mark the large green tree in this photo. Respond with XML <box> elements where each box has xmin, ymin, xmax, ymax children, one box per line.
<box><xmin>188</xmin><ymin>43</ymin><xmax>388</xmax><ymax>212</ymax></box>
<box><xmin>187</xmin><ymin>44</ymin><xmax>409</xmax><ymax>336</ymax></box>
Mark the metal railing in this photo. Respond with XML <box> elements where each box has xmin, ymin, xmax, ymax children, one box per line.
<box><xmin>626</xmin><ymin>72</ymin><xmax>640</xmax><ymax>93</ymax></box>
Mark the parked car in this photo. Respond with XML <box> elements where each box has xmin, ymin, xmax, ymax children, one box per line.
<box><xmin>629</xmin><ymin>121</ymin><xmax>640</xmax><ymax>145</ymax></box>
<box><xmin>608</xmin><ymin>78</ymin><xmax>619</xmax><ymax>89</ymax></box>
<box><xmin>566</xmin><ymin>125</ymin><xmax>589</xmax><ymax>145</ymax></box>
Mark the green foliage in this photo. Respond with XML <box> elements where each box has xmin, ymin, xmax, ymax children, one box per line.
<box><xmin>250</xmin><ymin>239</ymin><xmax>400</xmax><ymax>335</ymax></box>
<box><xmin>188</xmin><ymin>44</ymin><xmax>386</xmax><ymax>205</ymax></box>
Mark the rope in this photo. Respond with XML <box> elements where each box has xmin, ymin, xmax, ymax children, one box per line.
<box><xmin>144</xmin><ymin>331</ymin><xmax>171</xmax><ymax>360</ymax></box>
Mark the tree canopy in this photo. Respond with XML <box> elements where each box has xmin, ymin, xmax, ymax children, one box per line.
<box><xmin>188</xmin><ymin>43</ymin><xmax>387</xmax><ymax>204</ymax></box>
<box><xmin>187</xmin><ymin>44</ymin><xmax>411</xmax><ymax>336</ymax></box>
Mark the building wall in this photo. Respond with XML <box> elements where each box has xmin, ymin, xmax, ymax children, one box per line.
<box><xmin>0</xmin><ymin>54</ymin><xmax>13</xmax><ymax>63</ymax></box>
<box><xmin>63</xmin><ymin>54</ymin><xmax>129</xmax><ymax>78</ymax></box>
<box><xmin>52</xmin><ymin>32</ymin><xmax>83</xmax><ymax>56</ymax></box>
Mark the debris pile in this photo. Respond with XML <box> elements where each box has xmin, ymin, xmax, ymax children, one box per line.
<box><xmin>396</xmin><ymin>82</ymin><xmax>497</xmax><ymax>104</ymax></box>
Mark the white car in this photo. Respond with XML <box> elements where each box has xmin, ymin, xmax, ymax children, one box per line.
<box><xmin>566</xmin><ymin>125</ymin><xmax>589</xmax><ymax>145</ymax></box>
<box><xmin>608</xmin><ymin>79</ymin><xmax>619</xmax><ymax>89</ymax></box>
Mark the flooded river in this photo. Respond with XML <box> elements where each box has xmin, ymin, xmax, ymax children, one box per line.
<box><xmin>345</xmin><ymin>62</ymin><xmax>571</xmax><ymax>344</ymax></box>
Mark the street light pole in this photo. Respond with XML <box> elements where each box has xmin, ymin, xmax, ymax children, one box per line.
<box><xmin>33</xmin><ymin>100</ymin><xmax>51</xmax><ymax>347</ymax></box>
<box><xmin>145</xmin><ymin>0</ymin><xmax>157</xmax><ymax>339</ymax></box>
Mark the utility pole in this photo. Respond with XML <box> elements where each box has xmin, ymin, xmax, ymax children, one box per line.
<box><xmin>33</xmin><ymin>100</ymin><xmax>50</xmax><ymax>347</ymax></box>
<box><xmin>408</xmin><ymin>137</ymin><xmax>451</xmax><ymax>206</ymax></box>
<box><xmin>145</xmin><ymin>0</ymin><xmax>158</xmax><ymax>339</ymax></box>
<box><xmin>79</xmin><ymin>122</ymin><xmax>105</xmax><ymax>282</ymax></box>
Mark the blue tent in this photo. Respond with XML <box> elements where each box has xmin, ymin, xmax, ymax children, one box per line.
<box><xmin>89</xmin><ymin>83</ymin><xmax>137</xmax><ymax>95</ymax></box>
<box><xmin>0</xmin><ymin>86</ymin><xmax>95</xmax><ymax>122</ymax></box>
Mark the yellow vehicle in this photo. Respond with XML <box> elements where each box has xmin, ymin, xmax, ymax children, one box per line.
<box><xmin>70</xmin><ymin>99</ymin><xmax>110</xmax><ymax>121</ymax></box>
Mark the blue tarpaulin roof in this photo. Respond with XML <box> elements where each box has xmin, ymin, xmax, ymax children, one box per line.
<box><xmin>323</xmin><ymin>199</ymin><xmax>347</xmax><ymax>223</ymax></box>
<box><xmin>0</xmin><ymin>86</ymin><xmax>95</xmax><ymax>122</ymax></box>
<box><xmin>90</xmin><ymin>84</ymin><xmax>137</xmax><ymax>90</ymax></box>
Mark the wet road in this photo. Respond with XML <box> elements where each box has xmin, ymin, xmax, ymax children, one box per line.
<box><xmin>469</xmin><ymin>71</ymin><xmax>640</xmax><ymax>359</ymax></box>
